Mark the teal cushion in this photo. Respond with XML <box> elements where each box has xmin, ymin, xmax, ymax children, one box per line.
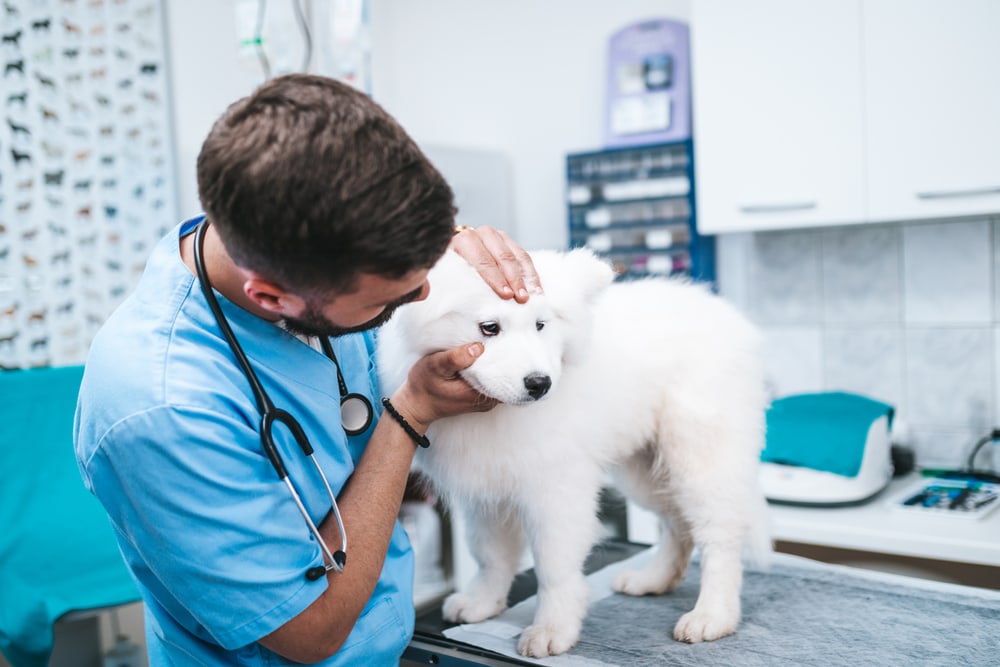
<box><xmin>762</xmin><ymin>392</ymin><xmax>895</xmax><ymax>478</ymax></box>
<box><xmin>0</xmin><ymin>366</ymin><xmax>139</xmax><ymax>667</ymax></box>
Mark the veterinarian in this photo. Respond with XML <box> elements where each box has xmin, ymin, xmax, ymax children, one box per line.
<box><xmin>74</xmin><ymin>73</ymin><xmax>540</xmax><ymax>666</ymax></box>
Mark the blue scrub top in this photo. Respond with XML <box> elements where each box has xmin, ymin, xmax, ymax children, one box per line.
<box><xmin>75</xmin><ymin>218</ymin><xmax>415</xmax><ymax>666</ymax></box>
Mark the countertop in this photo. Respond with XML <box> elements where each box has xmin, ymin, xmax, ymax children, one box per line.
<box><xmin>767</xmin><ymin>472</ymin><xmax>1000</xmax><ymax>567</ymax></box>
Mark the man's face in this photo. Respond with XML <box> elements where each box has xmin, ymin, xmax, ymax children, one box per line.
<box><xmin>282</xmin><ymin>269</ymin><xmax>430</xmax><ymax>338</ymax></box>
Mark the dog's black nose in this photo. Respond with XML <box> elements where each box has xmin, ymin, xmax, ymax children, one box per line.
<box><xmin>523</xmin><ymin>373</ymin><xmax>552</xmax><ymax>400</ymax></box>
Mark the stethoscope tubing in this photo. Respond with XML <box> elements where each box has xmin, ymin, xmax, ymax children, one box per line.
<box><xmin>193</xmin><ymin>220</ymin><xmax>349</xmax><ymax>576</ymax></box>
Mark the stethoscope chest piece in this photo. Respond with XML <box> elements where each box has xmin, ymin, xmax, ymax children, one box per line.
<box><xmin>319</xmin><ymin>337</ymin><xmax>374</xmax><ymax>437</ymax></box>
<box><xmin>341</xmin><ymin>393</ymin><xmax>373</xmax><ymax>435</ymax></box>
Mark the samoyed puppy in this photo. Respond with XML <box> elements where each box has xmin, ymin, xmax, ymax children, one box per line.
<box><xmin>377</xmin><ymin>248</ymin><xmax>770</xmax><ymax>658</ymax></box>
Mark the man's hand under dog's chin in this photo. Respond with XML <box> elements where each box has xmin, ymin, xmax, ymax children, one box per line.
<box><xmin>398</xmin><ymin>343</ymin><xmax>500</xmax><ymax>426</ymax></box>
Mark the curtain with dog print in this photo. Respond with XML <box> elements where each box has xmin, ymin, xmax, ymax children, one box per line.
<box><xmin>0</xmin><ymin>0</ymin><xmax>177</xmax><ymax>369</ymax></box>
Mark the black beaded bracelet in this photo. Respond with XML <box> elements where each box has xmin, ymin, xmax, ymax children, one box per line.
<box><xmin>380</xmin><ymin>397</ymin><xmax>430</xmax><ymax>448</ymax></box>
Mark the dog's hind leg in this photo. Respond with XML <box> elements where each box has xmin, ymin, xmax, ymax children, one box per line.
<box><xmin>618</xmin><ymin>473</ymin><xmax>746</xmax><ymax>644</ymax></box>
<box><xmin>442</xmin><ymin>504</ymin><xmax>524</xmax><ymax>624</ymax></box>
<box><xmin>612</xmin><ymin>512</ymin><xmax>693</xmax><ymax>596</ymax></box>
<box><xmin>620</xmin><ymin>406</ymin><xmax>759</xmax><ymax>643</ymax></box>
<box><xmin>610</xmin><ymin>454</ymin><xmax>695</xmax><ymax>596</ymax></box>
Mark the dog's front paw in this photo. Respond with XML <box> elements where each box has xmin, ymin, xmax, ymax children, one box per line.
<box><xmin>442</xmin><ymin>592</ymin><xmax>507</xmax><ymax>624</ymax></box>
<box><xmin>517</xmin><ymin>623</ymin><xmax>579</xmax><ymax>658</ymax></box>
<box><xmin>672</xmin><ymin>608</ymin><xmax>738</xmax><ymax>643</ymax></box>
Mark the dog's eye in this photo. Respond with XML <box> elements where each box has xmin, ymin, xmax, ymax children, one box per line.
<box><xmin>479</xmin><ymin>321</ymin><xmax>501</xmax><ymax>337</ymax></box>
<box><xmin>535</xmin><ymin>320</ymin><xmax>546</xmax><ymax>331</ymax></box>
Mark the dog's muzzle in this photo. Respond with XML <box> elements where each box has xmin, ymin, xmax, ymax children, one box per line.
<box><xmin>523</xmin><ymin>373</ymin><xmax>552</xmax><ymax>401</ymax></box>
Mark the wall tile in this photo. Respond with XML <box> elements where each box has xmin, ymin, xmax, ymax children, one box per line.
<box><xmin>822</xmin><ymin>225</ymin><xmax>901</xmax><ymax>324</ymax></box>
<box><xmin>904</xmin><ymin>328</ymin><xmax>993</xmax><ymax>430</ymax></box>
<box><xmin>715</xmin><ymin>232</ymin><xmax>752</xmax><ymax>315</ymax></box>
<box><xmin>748</xmin><ymin>230</ymin><xmax>822</xmax><ymax>325</ymax></box>
<box><xmin>994</xmin><ymin>218</ymin><xmax>1000</xmax><ymax>322</ymax></box>
<box><xmin>995</xmin><ymin>326</ymin><xmax>1000</xmax><ymax>430</ymax></box>
<box><xmin>902</xmin><ymin>219</ymin><xmax>991</xmax><ymax>325</ymax></box>
<box><xmin>761</xmin><ymin>326</ymin><xmax>823</xmax><ymax>399</ymax></box>
<box><xmin>907</xmin><ymin>426</ymin><xmax>983</xmax><ymax>470</ymax></box>
<box><xmin>823</xmin><ymin>327</ymin><xmax>904</xmax><ymax>412</ymax></box>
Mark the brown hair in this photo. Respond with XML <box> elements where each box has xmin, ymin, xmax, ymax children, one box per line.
<box><xmin>196</xmin><ymin>73</ymin><xmax>456</xmax><ymax>294</ymax></box>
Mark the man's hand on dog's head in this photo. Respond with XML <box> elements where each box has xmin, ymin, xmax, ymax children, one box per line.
<box><xmin>450</xmin><ymin>226</ymin><xmax>543</xmax><ymax>304</ymax></box>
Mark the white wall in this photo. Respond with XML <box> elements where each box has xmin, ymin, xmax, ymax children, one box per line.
<box><xmin>369</xmin><ymin>0</ymin><xmax>690</xmax><ymax>250</ymax></box>
<box><xmin>164</xmin><ymin>1</ymin><xmax>690</xmax><ymax>246</ymax></box>
<box><xmin>163</xmin><ymin>1</ymin><xmax>275</xmax><ymax>218</ymax></box>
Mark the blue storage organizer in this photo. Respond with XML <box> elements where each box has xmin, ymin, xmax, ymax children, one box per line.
<box><xmin>565</xmin><ymin>139</ymin><xmax>715</xmax><ymax>284</ymax></box>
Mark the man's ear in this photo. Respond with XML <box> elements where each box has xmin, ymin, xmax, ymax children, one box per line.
<box><xmin>243</xmin><ymin>274</ymin><xmax>307</xmax><ymax>317</ymax></box>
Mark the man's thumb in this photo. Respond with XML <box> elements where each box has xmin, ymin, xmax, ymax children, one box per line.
<box><xmin>453</xmin><ymin>342</ymin><xmax>483</xmax><ymax>371</ymax></box>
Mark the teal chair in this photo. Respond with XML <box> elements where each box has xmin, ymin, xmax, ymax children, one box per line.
<box><xmin>0</xmin><ymin>366</ymin><xmax>140</xmax><ymax>667</ymax></box>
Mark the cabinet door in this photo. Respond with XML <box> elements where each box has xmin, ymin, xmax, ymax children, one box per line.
<box><xmin>864</xmin><ymin>0</ymin><xmax>1000</xmax><ymax>222</ymax></box>
<box><xmin>691</xmin><ymin>0</ymin><xmax>866</xmax><ymax>233</ymax></box>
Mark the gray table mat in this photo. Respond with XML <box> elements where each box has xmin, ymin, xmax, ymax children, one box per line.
<box><xmin>445</xmin><ymin>549</ymin><xmax>1000</xmax><ymax>667</ymax></box>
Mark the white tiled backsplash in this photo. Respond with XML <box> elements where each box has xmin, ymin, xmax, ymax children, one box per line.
<box><xmin>716</xmin><ymin>216</ymin><xmax>999</xmax><ymax>471</ymax></box>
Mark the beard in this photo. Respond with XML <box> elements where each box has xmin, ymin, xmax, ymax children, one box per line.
<box><xmin>281</xmin><ymin>295</ymin><xmax>412</xmax><ymax>339</ymax></box>
<box><xmin>281</xmin><ymin>303</ymin><xmax>396</xmax><ymax>338</ymax></box>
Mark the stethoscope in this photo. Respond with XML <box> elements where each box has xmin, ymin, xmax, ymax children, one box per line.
<box><xmin>193</xmin><ymin>220</ymin><xmax>374</xmax><ymax>579</ymax></box>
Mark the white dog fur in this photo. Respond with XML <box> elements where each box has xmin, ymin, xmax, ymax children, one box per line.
<box><xmin>377</xmin><ymin>248</ymin><xmax>771</xmax><ymax>658</ymax></box>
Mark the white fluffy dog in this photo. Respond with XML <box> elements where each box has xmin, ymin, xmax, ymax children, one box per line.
<box><xmin>377</xmin><ymin>248</ymin><xmax>771</xmax><ymax>658</ymax></box>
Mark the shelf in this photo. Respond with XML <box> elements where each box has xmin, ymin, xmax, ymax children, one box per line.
<box><xmin>571</xmin><ymin>224</ymin><xmax>691</xmax><ymax>257</ymax></box>
<box><xmin>566</xmin><ymin>140</ymin><xmax>714</xmax><ymax>283</ymax></box>
<box><xmin>569</xmin><ymin>218</ymin><xmax>692</xmax><ymax>234</ymax></box>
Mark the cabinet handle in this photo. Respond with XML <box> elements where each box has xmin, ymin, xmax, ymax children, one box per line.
<box><xmin>739</xmin><ymin>202</ymin><xmax>817</xmax><ymax>213</ymax></box>
<box><xmin>916</xmin><ymin>187</ymin><xmax>1000</xmax><ymax>200</ymax></box>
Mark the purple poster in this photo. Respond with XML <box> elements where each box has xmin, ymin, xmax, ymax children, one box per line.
<box><xmin>605</xmin><ymin>19</ymin><xmax>691</xmax><ymax>148</ymax></box>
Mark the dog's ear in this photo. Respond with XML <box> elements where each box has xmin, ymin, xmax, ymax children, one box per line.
<box><xmin>529</xmin><ymin>249</ymin><xmax>614</xmax><ymax>367</ymax></box>
<box><xmin>561</xmin><ymin>248</ymin><xmax>615</xmax><ymax>301</ymax></box>
<box><xmin>532</xmin><ymin>248</ymin><xmax>615</xmax><ymax>303</ymax></box>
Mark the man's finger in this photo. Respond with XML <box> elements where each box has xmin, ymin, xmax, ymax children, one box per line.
<box><xmin>480</xmin><ymin>229</ymin><xmax>541</xmax><ymax>304</ymax></box>
<box><xmin>450</xmin><ymin>229</ymin><xmax>513</xmax><ymax>298</ymax></box>
<box><xmin>451</xmin><ymin>227</ymin><xmax>542</xmax><ymax>303</ymax></box>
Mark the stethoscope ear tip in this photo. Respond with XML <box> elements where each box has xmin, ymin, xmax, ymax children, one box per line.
<box><xmin>306</xmin><ymin>549</ymin><xmax>347</xmax><ymax>581</ymax></box>
<box><xmin>304</xmin><ymin>551</ymin><xmax>347</xmax><ymax>580</ymax></box>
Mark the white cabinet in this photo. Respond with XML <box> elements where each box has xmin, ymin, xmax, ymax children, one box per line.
<box><xmin>692</xmin><ymin>0</ymin><xmax>1000</xmax><ymax>233</ymax></box>
<box><xmin>864</xmin><ymin>0</ymin><xmax>1000</xmax><ymax>222</ymax></box>
<box><xmin>691</xmin><ymin>0</ymin><xmax>866</xmax><ymax>234</ymax></box>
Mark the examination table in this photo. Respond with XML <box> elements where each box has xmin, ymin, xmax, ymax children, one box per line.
<box><xmin>403</xmin><ymin>540</ymin><xmax>1000</xmax><ymax>666</ymax></box>
<box><xmin>0</xmin><ymin>366</ymin><xmax>139</xmax><ymax>667</ymax></box>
